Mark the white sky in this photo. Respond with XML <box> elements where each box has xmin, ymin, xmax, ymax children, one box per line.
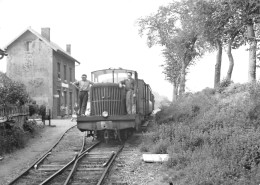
<box><xmin>0</xmin><ymin>0</ymin><xmax>258</xmax><ymax>100</ymax></box>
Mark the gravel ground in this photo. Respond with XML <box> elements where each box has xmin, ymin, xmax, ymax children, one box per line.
<box><xmin>105</xmin><ymin>133</ymin><xmax>170</xmax><ymax>185</ymax></box>
<box><xmin>0</xmin><ymin>119</ymin><xmax>76</xmax><ymax>185</ymax></box>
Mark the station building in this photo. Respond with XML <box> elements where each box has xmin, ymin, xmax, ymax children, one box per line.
<box><xmin>5</xmin><ymin>27</ymin><xmax>80</xmax><ymax>118</ymax></box>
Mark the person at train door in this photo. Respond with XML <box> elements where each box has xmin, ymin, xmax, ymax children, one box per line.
<box><xmin>119</xmin><ymin>72</ymin><xmax>136</xmax><ymax>114</ymax></box>
<box><xmin>71</xmin><ymin>74</ymin><xmax>94</xmax><ymax>116</ymax></box>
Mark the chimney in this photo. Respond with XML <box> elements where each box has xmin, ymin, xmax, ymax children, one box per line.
<box><xmin>41</xmin><ymin>27</ymin><xmax>50</xmax><ymax>41</ymax></box>
<box><xmin>66</xmin><ymin>44</ymin><xmax>71</xmax><ymax>54</ymax></box>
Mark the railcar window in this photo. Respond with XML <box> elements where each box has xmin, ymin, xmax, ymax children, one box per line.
<box><xmin>97</xmin><ymin>73</ymin><xmax>113</xmax><ymax>83</ymax></box>
<box><xmin>114</xmin><ymin>73</ymin><xmax>127</xmax><ymax>83</ymax></box>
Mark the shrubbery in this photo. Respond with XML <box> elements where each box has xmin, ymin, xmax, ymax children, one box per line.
<box><xmin>0</xmin><ymin>72</ymin><xmax>29</xmax><ymax>106</ymax></box>
<box><xmin>0</xmin><ymin>120</ymin><xmax>39</xmax><ymax>155</ymax></box>
<box><xmin>29</xmin><ymin>103</ymin><xmax>39</xmax><ymax>116</ymax></box>
<box><xmin>141</xmin><ymin>82</ymin><xmax>260</xmax><ymax>184</ymax></box>
<box><xmin>0</xmin><ymin>72</ymin><xmax>42</xmax><ymax>155</ymax></box>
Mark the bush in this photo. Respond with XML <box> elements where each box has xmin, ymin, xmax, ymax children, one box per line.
<box><xmin>139</xmin><ymin>132</ymin><xmax>155</xmax><ymax>152</ymax></box>
<box><xmin>216</xmin><ymin>78</ymin><xmax>233</xmax><ymax>93</ymax></box>
<box><xmin>23</xmin><ymin>120</ymin><xmax>37</xmax><ymax>133</ymax></box>
<box><xmin>29</xmin><ymin>103</ymin><xmax>39</xmax><ymax>116</ymax></box>
<box><xmin>0</xmin><ymin>121</ymin><xmax>26</xmax><ymax>154</ymax></box>
<box><xmin>38</xmin><ymin>105</ymin><xmax>46</xmax><ymax>117</ymax></box>
<box><xmin>0</xmin><ymin>72</ymin><xmax>29</xmax><ymax>106</ymax></box>
<box><xmin>142</xmin><ymin>82</ymin><xmax>260</xmax><ymax>184</ymax></box>
<box><xmin>0</xmin><ymin>119</ymin><xmax>40</xmax><ymax>155</ymax></box>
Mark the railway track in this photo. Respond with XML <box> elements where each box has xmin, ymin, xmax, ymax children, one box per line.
<box><xmin>8</xmin><ymin>125</ymin><xmax>125</xmax><ymax>185</ymax></box>
<box><xmin>62</xmin><ymin>141</ymin><xmax>124</xmax><ymax>185</ymax></box>
<box><xmin>8</xmin><ymin>125</ymin><xmax>87</xmax><ymax>185</ymax></box>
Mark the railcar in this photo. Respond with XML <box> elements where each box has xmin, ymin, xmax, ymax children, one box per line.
<box><xmin>77</xmin><ymin>68</ymin><xmax>154</xmax><ymax>142</ymax></box>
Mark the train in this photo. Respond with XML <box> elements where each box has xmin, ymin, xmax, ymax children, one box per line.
<box><xmin>77</xmin><ymin>68</ymin><xmax>154</xmax><ymax>142</ymax></box>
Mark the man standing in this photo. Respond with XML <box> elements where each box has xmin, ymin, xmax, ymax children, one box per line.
<box><xmin>119</xmin><ymin>72</ymin><xmax>136</xmax><ymax>114</ymax></box>
<box><xmin>71</xmin><ymin>74</ymin><xmax>94</xmax><ymax>115</ymax></box>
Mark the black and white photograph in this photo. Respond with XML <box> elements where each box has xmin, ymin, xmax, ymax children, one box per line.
<box><xmin>0</xmin><ymin>0</ymin><xmax>260</xmax><ymax>184</ymax></box>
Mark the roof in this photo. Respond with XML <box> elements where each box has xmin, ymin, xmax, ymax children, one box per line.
<box><xmin>91</xmin><ymin>68</ymin><xmax>137</xmax><ymax>76</ymax></box>
<box><xmin>4</xmin><ymin>27</ymin><xmax>80</xmax><ymax>64</ymax></box>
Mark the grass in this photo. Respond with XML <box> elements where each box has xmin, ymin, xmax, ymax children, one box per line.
<box><xmin>140</xmin><ymin>82</ymin><xmax>260</xmax><ymax>184</ymax></box>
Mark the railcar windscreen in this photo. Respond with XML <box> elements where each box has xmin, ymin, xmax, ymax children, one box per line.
<box><xmin>92</xmin><ymin>69</ymin><xmax>135</xmax><ymax>83</ymax></box>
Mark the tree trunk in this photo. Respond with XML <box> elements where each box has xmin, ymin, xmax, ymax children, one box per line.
<box><xmin>247</xmin><ymin>22</ymin><xmax>257</xmax><ymax>82</ymax></box>
<box><xmin>179</xmin><ymin>60</ymin><xmax>186</xmax><ymax>96</ymax></box>
<box><xmin>226</xmin><ymin>37</ymin><xmax>234</xmax><ymax>81</ymax></box>
<box><xmin>214</xmin><ymin>40</ymin><xmax>222</xmax><ymax>88</ymax></box>
<box><xmin>172</xmin><ymin>82</ymin><xmax>178</xmax><ymax>101</ymax></box>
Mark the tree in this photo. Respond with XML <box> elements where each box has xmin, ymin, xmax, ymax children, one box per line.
<box><xmin>166</xmin><ymin>30</ymin><xmax>200</xmax><ymax>95</ymax></box>
<box><xmin>222</xmin><ymin>5</ymin><xmax>245</xmax><ymax>81</ymax></box>
<box><xmin>194</xmin><ymin>0</ymin><xmax>232</xmax><ymax>87</ymax></box>
<box><xmin>226</xmin><ymin>0</ymin><xmax>260</xmax><ymax>82</ymax></box>
<box><xmin>138</xmin><ymin>0</ymin><xmax>206</xmax><ymax>96</ymax></box>
<box><xmin>0</xmin><ymin>72</ymin><xmax>29</xmax><ymax>107</ymax></box>
<box><xmin>137</xmin><ymin>2</ymin><xmax>181</xmax><ymax>96</ymax></box>
<box><xmin>161</xmin><ymin>48</ymin><xmax>182</xmax><ymax>101</ymax></box>
<box><xmin>196</xmin><ymin>0</ymin><xmax>259</xmax><ymax>84</ymax></box>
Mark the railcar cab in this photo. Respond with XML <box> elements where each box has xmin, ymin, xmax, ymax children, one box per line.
<box><xmin>89</xmin><ymin>68</ymin><xmax>138</xmax><ymax>116</ymax></box>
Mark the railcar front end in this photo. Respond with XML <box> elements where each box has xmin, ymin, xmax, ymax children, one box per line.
<box><xmin>76</xmin><ymin>68</ymin><xmax>153</xmax><ymax>142</ymax></box>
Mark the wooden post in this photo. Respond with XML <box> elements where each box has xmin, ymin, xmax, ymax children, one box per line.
<box><xmin>46</xmin><ymin>108</ymin><xmax>55</xmax><ymax>127</ymax></box>
<box><xmin>48</xmin><ymin>109</ymin><xmax>51</xmax><ymax>126</ymax></box>
<box><xmin>45</xmin><ymin>107</ymin><xmax>50</xmax><ymax>126</ymax></box>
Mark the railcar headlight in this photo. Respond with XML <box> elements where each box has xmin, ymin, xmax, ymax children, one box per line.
<box><xmin>102</xmin><ymin>111</ymin><xmax>109</xmax><ymax>118</ymax></box>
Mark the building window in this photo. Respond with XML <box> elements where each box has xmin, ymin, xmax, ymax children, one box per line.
<box><xmin>64</xmin><ymin>65</ymin><xmax>67</xmax><ymax>81</ymax></box>
<box><xmin>57</xmin><ymin>62</ymin><xmax>61</xmax><ymax>79</ymax></box>
<box><xmin>26</xmin><ymin>41</ymin><xmax>32</xmax><ymax>51</ymax></box>
<box><xmin>69</xmin><ymin>68</ymin><xmax>72</xmax><ymax>82</ymax></box>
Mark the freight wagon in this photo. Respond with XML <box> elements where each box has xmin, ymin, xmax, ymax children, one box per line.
<box><xmin>77</xmin><ymin>68</ymin><xmax>154</xmax><ymax>142</ymax></box>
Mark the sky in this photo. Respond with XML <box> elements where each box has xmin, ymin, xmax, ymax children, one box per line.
<box><xmin>0</xmin><ymin>0</ymin><xmax>258</xmax><ymax>100</ymax></box>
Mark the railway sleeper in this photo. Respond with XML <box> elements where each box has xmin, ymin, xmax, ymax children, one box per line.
<box><xmin>73</xmin><ymin>173</ymin><xmax>101</xmax><ymax>180</ymax></box>
<box><xmin>76</xmin><ymin>167</ymin><xmax>104</xmax><ymax>171</ymax></box>
<box><xmin>80</xmin><ymin>160</ymin><xmax>107</xmax><ymax>164</ymax></box>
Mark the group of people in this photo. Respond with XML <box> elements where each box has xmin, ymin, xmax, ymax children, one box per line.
<box><xmin>71</xmin><ymin>72</ymin><xmax>136</xmax><ymax>116</ymax></box>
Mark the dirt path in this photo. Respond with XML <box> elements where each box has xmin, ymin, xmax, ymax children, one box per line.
<box><xmin>0</xmin><ymin>119</ymin><xmax>76</xmax><ymax>185</ymax></box>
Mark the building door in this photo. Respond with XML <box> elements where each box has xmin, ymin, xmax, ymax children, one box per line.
<box><xmin>57</xmin><ymin>90</ymin><xmax>61</xmax><ymax>116</ymax></box>
<box><xmin>64</xmin><ymin>90</ymin><xmax>67</xmax><ymax>116</ymax></box>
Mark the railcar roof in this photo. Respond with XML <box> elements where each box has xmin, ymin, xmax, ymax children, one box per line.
<box><xmin>91</xmin><ymin>68</ymin><xmax>136</xmax><ymax>75</ymax></box>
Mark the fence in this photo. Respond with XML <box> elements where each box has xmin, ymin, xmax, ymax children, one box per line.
<box><xmin>0</xmin><ymin>105</ymin><xmax>29</xmax><ymax>125</ymax></box>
